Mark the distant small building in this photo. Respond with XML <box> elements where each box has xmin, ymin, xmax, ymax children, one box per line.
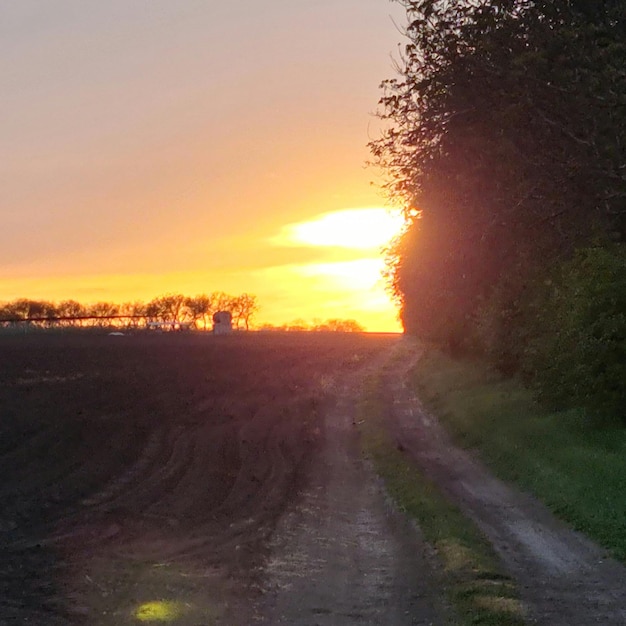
<box><xmin>212</xmin><ymin>311</ymin><xmax>232</xmax><ymax>335</ymax></box>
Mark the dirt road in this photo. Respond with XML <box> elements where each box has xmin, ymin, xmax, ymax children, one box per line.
<box><xmin>382</xmin><ymin>342</ymin><xmax>626</xmax><ymax>625</ymax></box>
<box><xmin>253</xmin><ymin>339</ymin><xmax>626</xmax><ymax>625</ymax></box>
<box><xmin>1</xmin><ymin>333</ymin><xmax>625</xmax><ymax>624</ymax></box>
<box><xmin>255</xmin><ymin>367</ymin><xmax>450</xmax><ymax>625</ymax></box>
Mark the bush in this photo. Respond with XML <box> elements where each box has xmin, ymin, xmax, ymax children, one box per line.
<box><xmin>522</xmin><ymin>244</ymin><xmax>626</xmax><ymax>423</ymax></box>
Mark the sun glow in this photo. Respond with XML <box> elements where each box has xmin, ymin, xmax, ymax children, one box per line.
<box><xmin>277</xmin><ymin>207</ymin><xmax>404</xmax><ymax>250</ymax></box>
<box><xmin>2</xmin><ymin>2</ymin><xmax>410</xmax><ymax>336</ymax></box>
<box><xmin>0</xmin><ymin>207</ymin><xmax>406</xmax><ymax>333</ymax></box>
<box><xmin>260</xmin><ymin>207</ymin><xmax>404</xmax><ymax>332</ymax></box>
<box><xmin>297</xmin><ymin>259</ymin><xmax>385</xmax><ymax>290</ymax></box>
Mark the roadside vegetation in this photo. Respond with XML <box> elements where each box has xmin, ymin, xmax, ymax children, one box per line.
<box><xmin>372</xmin><ymin>1</ymin><xmax>626</xmax><ymax>423</ymax></box>
<box><xmin>359</xmin><ymin>373</ymin><xmax>526</xmax><ymax>626</ymax></box>
<box><xmin>411</xmin><ymin>347</ymin><xmax>626</xmax><ymax>563</ymax></box>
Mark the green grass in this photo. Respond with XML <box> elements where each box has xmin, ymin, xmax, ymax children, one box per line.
<box><xmin>412</xmin><ymin>348</ymin><xmax>626</xmax><ymax>562</ymax></box>
<box><xmin>359</xmin><ymin>373</ymin><xmax>526</xmax><ymax>626</ymax></box>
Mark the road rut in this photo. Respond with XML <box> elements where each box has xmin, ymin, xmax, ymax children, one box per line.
<box><xmin>385</xmin><ymin>341</ymin><xmax>626</xmax><ymax>625</ymax></box>
<box><xmin>256</xmin><ymin>369</ymin><xmax>449</xmax><ymax>625</ymax></box>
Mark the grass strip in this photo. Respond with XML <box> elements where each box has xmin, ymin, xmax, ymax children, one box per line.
<box><xmin>359</xmin><ymin>373</ymin><xmax>526</xmax><ymax>626</ymax></box>
<box><xmin>411</xmin><ymin>348</ymin><xmax>626</xmax><ymax>563</ymax></box>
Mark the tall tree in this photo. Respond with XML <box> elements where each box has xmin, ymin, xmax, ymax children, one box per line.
<box><xmin>372</xmin><ymin>0</ymin><xmax>626</xmax><ymax>350</ymax></box>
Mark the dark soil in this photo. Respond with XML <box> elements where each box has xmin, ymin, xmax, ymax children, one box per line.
<box><xmin>0</xmin><ymin>331</ymin><xmax>394</xmax><ymax>624</ymax></box>
<box><xmin>2</xmin><ymin>332</ymin><xmax>625</xmax><ymax>625</ymax></box>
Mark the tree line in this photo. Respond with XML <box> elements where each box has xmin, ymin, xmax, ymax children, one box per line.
<box><xmin>372</xmin><ymin>1</ymin><xmax>625</xmax><ymax>421</ymax></box>
<box><xmin>257</xmin><ymin>319</ymin><xmax>364</xmax><ymax>332</ymax></box>
<box><xmin>0</xmin><ymin>292</ymin><xmax>258</xmax><ymax>331</ymax></box>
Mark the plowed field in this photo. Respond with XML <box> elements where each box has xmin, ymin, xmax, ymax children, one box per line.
<box><xmin>0</xmin><ymin>332</ymin><xmax>395</xmax><ymax>624</ymax></box>
<box><xmin>4</xmin><ymin>332</ymin><xmax>625</xmax><ymax>625</ymax></box>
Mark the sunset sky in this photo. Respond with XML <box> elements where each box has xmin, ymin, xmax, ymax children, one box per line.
<box><xmin>1</xmin><ymin>1</ymin><xmax>407</xmax><ymax>332</ymax></box>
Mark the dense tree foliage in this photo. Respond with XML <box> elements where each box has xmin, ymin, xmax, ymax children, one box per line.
<box><xmin>372</xmin><ymin>0</ymin><xmax>626</xmax><ymax>419</ymax></box>
<box><xmin>521</xmin><ymin>245</ymin><xmax>626</xmax><ymax>419</ymax></box>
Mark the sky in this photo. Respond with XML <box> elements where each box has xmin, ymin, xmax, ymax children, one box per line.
<box><xmin>1</xmin><ymin>1</ymin><xmax>408</xmax><ymax>332</ymax></box>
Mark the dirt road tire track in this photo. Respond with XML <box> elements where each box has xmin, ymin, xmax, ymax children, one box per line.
<box><xmin>383</xmin><ymin>341</ymin><xmax>626</xmax><ymax>625</ymax></box>
<box><xmin>255</xmin><ymin>348</ymin><xmax>451</xmax><ymax>625</ymax></box>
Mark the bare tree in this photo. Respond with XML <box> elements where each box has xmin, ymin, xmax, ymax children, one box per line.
<box><xmin>146</xmin><ymin>294</ymin><xmax>188</xmax><ymax>325</ymax></box>
<box><xmin>185</xmin><ymin>294</ymin><xmax>212</xmax><ymax>330</ymax></box>
<box><xmin>231</xmin><ymin>293</ymin><xmax>259</xmax><ymax>330</ymax></box>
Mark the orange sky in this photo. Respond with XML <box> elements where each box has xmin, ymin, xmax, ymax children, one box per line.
<box><xmin>1</xmin><ymin>1</ymin><xmax>407</xmax><ymax>332</ymax></box>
